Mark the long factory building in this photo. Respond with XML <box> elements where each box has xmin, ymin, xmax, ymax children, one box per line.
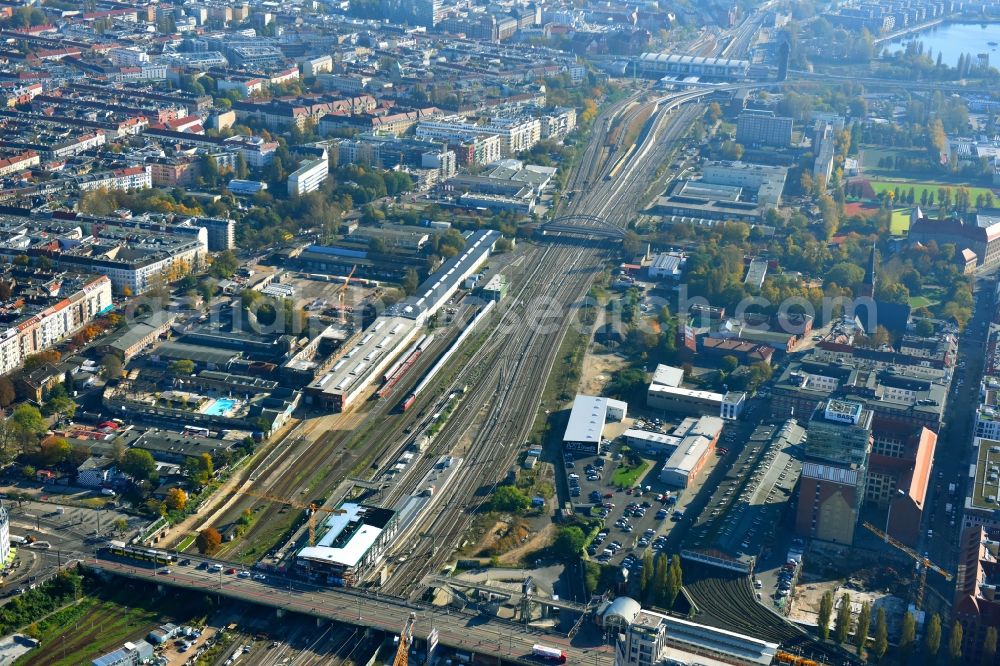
<box><xmin>305</xmin><ymin>229</ymin><xmax>500</xmax><ymax>411</ymax></box>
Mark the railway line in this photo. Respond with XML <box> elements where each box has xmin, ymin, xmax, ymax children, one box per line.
<box><xmin>683</xmin><ymin>564</ymin><xmax>859</xmax><ymax>665</ymax></box>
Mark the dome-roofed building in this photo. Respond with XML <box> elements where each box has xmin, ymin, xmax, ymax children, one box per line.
<box><xmin>596</xmin><ymin>595</ymin><xmax>641</xmax><ymax>629</ymax></box>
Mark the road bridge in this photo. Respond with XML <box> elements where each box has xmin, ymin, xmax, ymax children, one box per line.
<box><xmin>88</xmin><ymin>553</ymin><xmax>614</xmax><ymax>665</ymax></box>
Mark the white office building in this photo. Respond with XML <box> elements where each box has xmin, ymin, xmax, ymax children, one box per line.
<box><xmin>287</xmin><ymin>158</ymin><xmax>329</xmax><ymax>196</ymax></box>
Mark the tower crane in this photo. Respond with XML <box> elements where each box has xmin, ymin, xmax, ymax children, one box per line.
<box><xmin>861</xmin><ymin>522</ymin><xmax>952</xmax><ymax>609</ymax></box>
<box><xmin>232</xmin><ymin>488</ymin><xmax>347</xmax><ymax>546</ymax></box>
<box><xmin>337</xmin><ymin>265</ymin><xmax>356</xmax><ymax>324</ymax></box>
<box><xmin>392</xmin><ymin>612</ymin><xmax>416</xmax><ymax>666</ymax></box>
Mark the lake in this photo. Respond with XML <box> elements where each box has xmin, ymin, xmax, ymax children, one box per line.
<box><xmin>885</xmin><ymin>22</ymin><xmax>1000</xmax><ymax>67</ymax></box>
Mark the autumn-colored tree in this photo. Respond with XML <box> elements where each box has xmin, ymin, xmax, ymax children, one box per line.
<box><xmin>165</xmin><ymin>487</ymin><xmax>188</xmax><ymax>512</ymax></box>
<box><xmin>196</xmin><ymin>527</ymin><xmax>222</xmax><ymax>555</ymax></box>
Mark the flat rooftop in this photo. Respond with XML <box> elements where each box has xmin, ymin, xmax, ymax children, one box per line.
<box><xmin>563</xmin><ymin>395</ymin><xmax>627</xmax><ymax>444</ymax></box>
<box><xmin>297</xmin><ymin>503</ymin><xmax>395</xmax><ymax>568</ymax></box>
<box><xmin>971</xmin><ymin>438</ymin><xmax>1000</xmax><ymax>511</ymax></box>
<box><xmin>307</xmin><ymin>315</ymin><xmax>416</xmax><ymax>398</ymax></box>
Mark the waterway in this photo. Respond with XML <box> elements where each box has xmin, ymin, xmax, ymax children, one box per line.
<box><xmin>885</xmin><ymin>22</ymin><xmax>1000</xmax><ymax>67</ymax></box>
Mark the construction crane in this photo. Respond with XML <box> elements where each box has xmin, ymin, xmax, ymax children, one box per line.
<box><xmin>862</xmin><ymin>522</ymin><xmax>952</xmax><ymax>609</ymax></box>
<box><xmin>392</xmin><ymin>612</ymin><xmax>416</xmax><ymax>666</ymax></box>
<box><xmin>233</xmin><ymin>488</ymin><xmax>347</xmax><ymax>546</ymax></box>
<box><xmin>337</xmin><ymin>265</ymin><xmax>356</xmax><ymax>324</ymax></box>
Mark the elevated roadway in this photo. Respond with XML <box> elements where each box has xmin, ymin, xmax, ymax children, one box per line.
<box><xmin>89</xmin><ymin>553</ymin><xmax>613</xmax><ymax>665</ymax></box>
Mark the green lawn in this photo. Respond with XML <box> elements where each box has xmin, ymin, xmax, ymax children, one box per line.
<box><xmin>869</xmin><ymin>179</ymin><xmax>995</xmax><ymax>202</ymax></box>
<box><xmin>612</xmin><ymin>460</ymin><xmax>649</xmax><ymax>487</ymax></box>
<box><xmin>908</xmin><ymin>295</ymin><xmax>936</xmax><ymax>308</ymax></box>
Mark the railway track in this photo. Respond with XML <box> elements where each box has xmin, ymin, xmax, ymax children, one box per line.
<box><xmin>683</xmin><ymin>564</ymin><xmax>859</xmax><ymax>665</ymax></box>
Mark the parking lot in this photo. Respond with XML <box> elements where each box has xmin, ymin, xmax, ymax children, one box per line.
<box><xmin>683</xmin><ymin>421</ymin><xmax>802</xmax><ymax>559</ymax></box>
<box><xmin>561</xmin><ymin>410</ymin><xmax>741</xmax><ymax>570</ymax></box>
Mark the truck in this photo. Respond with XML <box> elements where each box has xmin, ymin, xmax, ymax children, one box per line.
<box><xmin>532</xmin><ymin>645</ymin><xmax>567</xmax><ymax>663</ymax></box>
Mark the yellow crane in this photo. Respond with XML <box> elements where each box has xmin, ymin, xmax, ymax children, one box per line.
<box><xmin>861</xmin><ymin>522</ymin><xmax>952</xmax><ymax>609</ymax></box>
<box><xmin>337</xmin><ymin>265</ymin><xmax>356</xmax><ymax>324</ymax></box>
<box><xmin>233</xmin><ymin>488</ymin><xmax>347</xmax><ymax>546</ymax></box>
<box><xmin>392</xmin><ymin>612</ymin><xmax>417</xmax><ymax>666</ymax></box>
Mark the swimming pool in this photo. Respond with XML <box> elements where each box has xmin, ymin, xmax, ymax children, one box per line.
<box><xmin>204</xmin><ymin>398</ymin><xmax>237</xmax><ymax>416</ymax></box>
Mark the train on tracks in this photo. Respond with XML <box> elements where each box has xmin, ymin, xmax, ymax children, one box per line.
<box><xmin>104</xmin><ymin>541</ymin><xmax>178</xmax><ymax>566</ymax></box>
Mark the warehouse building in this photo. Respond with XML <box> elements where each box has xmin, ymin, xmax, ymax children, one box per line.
<box><xmin>305</xmin><ymin>315</ymin><xmax>418</xmax><ymax>412</ymax></box>
<box><xmin>563</xmin><ymin>395</ymin><xmax>628</xmax><ymax>454</ymax></box>
<box><xmin>658</xmin><ymin>416</ymin><xmax>723</xmax><ymax>488</ymax></box>
<box><xmin>306</xmin><ymin>229</ymin><xmax>499</xmax><ymax>412</ymax></box>
<box><xmin>296</xmin><ymin>503</ymin><xmax>397</xmax><ymax>587</ymax></box>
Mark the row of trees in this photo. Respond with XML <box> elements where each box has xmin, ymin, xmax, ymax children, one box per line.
<box><xmin>817</xmin><ymin>590</ymin><xmax>987</xmax><ymax>664</ymax></box>
<box><xmin>638</xmin><ymin>552</ymin><xmax>683</xmax><ymax>610</ymax></box>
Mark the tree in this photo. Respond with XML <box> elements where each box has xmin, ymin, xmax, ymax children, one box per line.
<box><xmin>666</xmin><ymin>555</ymin><xmax>682</xmax><ymax>608</ymax></box>
<box><xmin>818</xmin><ymin>591</ymin><xmax>833</xmax><ymax>640</ymax></box>
<box><xmin>0</xmin><ymin>376</ymin><xmax>14</xmax><ymax>408</ymax></box>
<box><xmin>983</xmin><ymin>626</ymin><xmax>997</xmax><ymax>666</ymax></box>
<box><xmin>653</xmin><ymin>553</ymin><xmax>668</xmax><ymax>606</ymax></box>
<box><xmin>402</xmin><ymin>267</ymin><xmax>419</xmax><ymax>295</ymax></box>
<box><xmin>121</xmin><ymin>448</ymin><xmax>156</xmax><ymax>481</ymax></box>
<box><xmin>113</xmin><ymin>517</ymin><xmax>128</xmax><ymax>535</ymax></box>
<box><xmin>39</xmin><ymin>436</ymin><xmax>71</xmax><ymax>466</ymax></box>
<box><xmin>11</xmin><ymin>404</ymin><xmax>45</xmax><ymax>446</ymax></box>
<box><xmin>210</xmin><ymin>249</ymin><xmax>240</xmax><ymax>279</ymax></box>
<box><xmin>490</xmin><ymin>486</ymin><xmax>530</xmax><ymax>513</ymax></box>
<box><xmin>915</xmin><ymin>319</ymin><xmax>935</xmax><ymax>337</ymax></box>
<box><xmin>169</xmin><ymin>359</ymin><xmax>195</xmax><ymax>376</ymax></box>
<box><xmin>552</xmin><ymin>526</ymin><xmax>586</xmax><ymax>560</ymax></box>
<box><xmin>165</xmin><ymin>487</ymin><xmax>188</xmax><ymax>512</ymax></box>
<box><xmin>873</xmin><ymin>607</ymin><xmax>888</xmax><ymax>662</ymax></box>
<box><xmin>196</xmin><ymin>527</ymin><xmax>222</xmax><ymax>555</ymax></box>
<box><xmin>834</xmin><ymin>593</ymin><xmax>852</xmax><ymax>644</ymax></box>
<box><xmin>184</xmin><ymin>453</ymin><xmax>214</xmax><ymax>487</ymax></box>
<box><xmin>854</xmin><ymin>601</ymin><xmax>871</xmax><ymax>655</ymax></box>
<box><xmin>947</xmin><ymin>620</ymin><xmax>962</xmax><ymax>666</ymax></box>
<box><xmin>720</xmin><ymin>141</ymin><xmax>744</xmax><ymax>161</ymax></box>
<box><xmin>721</xmin><ymin>355</ymin><xmax>739</xmax><ymax>373</ymax></box>
<box><xmin>900</xmin><ymin>612</ymin><xmax>917</xmax><ymax>660</ymax></box>
<box><xmin>640</xmin><ymin>550</ymin><xmax>654</xmax><ymax>603</ymax></box>
<box><xmin>101</xmin><ymin>354</ymin><xmax>124</xmax><ymax>380</ymax></box>
<box><xmin>925</xmin><ymin>613</ymin><xmax>942</xmax><ymax>663</ymax></box>
<box><xmin>235</xmin><ymin>152</ymin><xmax>249</xmax><ymax>180</ymax></box>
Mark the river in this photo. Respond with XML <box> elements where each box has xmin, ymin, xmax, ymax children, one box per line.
<box><xmin>885</xmin><ymin>22</ymin><xmax>1000</xmax><ymax>67</ymax></box>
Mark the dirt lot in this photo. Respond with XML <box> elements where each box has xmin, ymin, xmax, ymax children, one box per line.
<box><xmin>578</xmin><ymin>351</ymin><xmax>628</xmax><ymax>395</ymax></box>
<box><xmin>282</xmin><ymin>273</ymin><xmax>378</xmax><ymax>310</ymax></box>
<box><xmin>499</xmin><ymin>523</ymin><xmax>557</xmax><ymax>565</ymax></box>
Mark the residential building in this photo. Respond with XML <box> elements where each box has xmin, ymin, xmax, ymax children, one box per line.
<box><xmin>736</xmin><ymin>110</ymin><xmax>793</xmax><ymax>148</ymax></box>
<box><xmin>0</xmin><ymin>270</ymin><xmax>112</xmax><ymax>376</ymax></box>
<box><xmin>77</xmin><ymin>166</ymin><xmax>152</xmax><ymax>193</ymax></box>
